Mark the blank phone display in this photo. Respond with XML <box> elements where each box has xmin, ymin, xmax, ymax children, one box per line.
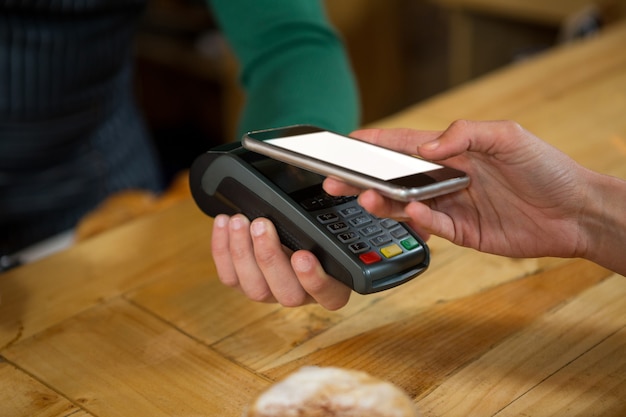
<box><xmin>265</xmin><ymin>131</ymin><xmax>442</xmax><ymax>181</ymax></box>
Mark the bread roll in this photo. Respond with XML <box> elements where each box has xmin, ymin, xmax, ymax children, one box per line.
<box><xmin>245</xmin><ymin>366</ymin><xmax>419</xmax><ymax>417</ymax></box>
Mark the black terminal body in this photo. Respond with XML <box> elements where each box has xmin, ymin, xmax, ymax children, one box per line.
<box><xmin>189</xmin><ymin>142</ymin><xmax>430</xmax><ymax>294</ymax></box>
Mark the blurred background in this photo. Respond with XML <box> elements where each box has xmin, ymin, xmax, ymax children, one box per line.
<box><xmin>132</xmin><ymin>0</ymin><xmax>626</xmax><ymax>185</ymax></box>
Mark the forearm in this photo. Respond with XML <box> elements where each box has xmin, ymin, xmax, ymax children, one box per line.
<box><xmin>208</xmin><ymin>0</ymin><xmax>359</xmax><ymax>138</ymax></box>
<box><xmin>580</xmin><ymin>170</ymin><xmax>626</xmax><ymax>275</ymax></box>
<box><xmin>235</xmin><ymin>36</ymin><xmax>359</xmax><ymax>137</ymax></box>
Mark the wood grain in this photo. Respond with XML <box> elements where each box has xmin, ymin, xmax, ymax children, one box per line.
<box><xmin>263</xmin><ymin>260</ymin><xmax>612</xmax><ymax>398</ymax></box>
<box><xmin>0</xmin><ymin>200</ymin><xmax>211</xmax><ymax>350</ymax></box>
<box><xmin>418</xmin><ymin>274</ymin><xmax>626</xmax><ymax>416</ymax></box>
<box><xmin>0</xmin><ymin>359</ymin><xmax>92</xmax><ymax>417</ymax></box>
<box><xmin>211</xmin><ymin>243</ymin><xmax>543</xmax><ymax>372</ymax></box>
<box><xmin>2</xmin><ymin>299</ymin><xmax>270</xmax><ymax>417</ymax></box>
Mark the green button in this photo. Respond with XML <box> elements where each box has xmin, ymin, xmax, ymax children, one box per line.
<box><xmin>401</xmin><ymin>237</ymin><xmax>420</xmax><ymax>250</ymax></box>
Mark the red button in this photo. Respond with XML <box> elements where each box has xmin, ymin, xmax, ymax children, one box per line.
<box><xmin>359</xmin><ymin>251</ymin><xmax>382</xmax><ymax>264</ymax></box>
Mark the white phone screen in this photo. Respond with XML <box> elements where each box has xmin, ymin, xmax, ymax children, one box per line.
<box><xmin>265</xmin><ymin>131</ymin><xmax>442</xmax><ymax>181</ymax></box>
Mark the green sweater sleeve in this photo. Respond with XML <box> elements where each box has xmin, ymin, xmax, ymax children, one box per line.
<box><xmin>207</xmin><ymin>0</ymin><xmax>360</xmax><ymax>139</ymax></box>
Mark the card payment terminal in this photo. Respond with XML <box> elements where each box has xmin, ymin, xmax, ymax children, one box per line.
<box><xmin>189</xmin><ymin>142</ymin><xmax>430</xmax><ymax>294</ymax></box>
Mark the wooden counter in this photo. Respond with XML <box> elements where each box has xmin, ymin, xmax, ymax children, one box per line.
<box><xmin>2</xmin><ymin>21</ymin><xmax>626</xmax><ymax>417</ymax></box>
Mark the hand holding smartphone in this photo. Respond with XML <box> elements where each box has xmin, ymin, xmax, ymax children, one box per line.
<box><xmin>242</xmin><ymin>125</ymin><xmax>469</xmax><ymax>202</ymax></box>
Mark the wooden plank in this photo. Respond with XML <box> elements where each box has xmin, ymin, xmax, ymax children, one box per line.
<box><xmin>261</xmin><ymin>255</ymin><xmax>561</xmax><ymax>372</ymax></box>
<box><xmin>416</xmin><ymin>274</ymin><xmax>626</xmax><ymax>416</ymax></box>
<box><xmin>0</xmin><ymin>358</ymin><xmax>93</xmax><ymax>417</ymax></box>
<box><xmin>2</xmin><ymin>298</ymin><xmax>269</xmax><ymax>417</ymax></box>
<box><xmin>127</xmin><ymin>261</ymin><xmax>281</xmax><ymax>345</ymax></box>
<box><xmin>0</xmin><ymin>200</ymin><xmax>211</xmax><ymax>350</ymax></box>
<box><xmin>126</xmin><ymin>210</ymin><xmax>549</xmax><ymax>372</ymax></box>
<box><xmin>211</xmin><ymin>240</ymin><xmax>544</xmax><ymax>372</ymax></box>
<box><xmin>262</xmin><ymin>260</ymin><xmax>612</xmax><ymax>399</ymax></box>
<box><xmin>497</xmin><ymin>321</ymin><xmax>626</xmax><ymax>416</ymax></box>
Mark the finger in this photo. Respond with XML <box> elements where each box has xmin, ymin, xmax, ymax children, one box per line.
<box><xmin>250</xmin><ymin>218</ymin><xmax>313</xmax><ymax>307</ymax></box>
<box><xmin>323</xmin><ymin>177</ymin><xmax>362</xmax><ymax>196</ymax></box>
<box><xmin>349</xmin><ymin>128</ymin><xmax>442</xmax><ymax>155</ymax></box>
<box><xmin>357</xmin><ymin>190</ymin><xmax>431</xmax><ymax>239</ymax></box>
<box><xmin>417</xmin><ymin>119</ymin><xmax>529</xmax><ymax>162</ymax></box>
<box><xmin>291</xmin><ymin>251</ymin><xmax>351</xmax><ymax>311</ymax></box>
<box><xmin>409</xmin><ymin>226</ymin><xmax>431</xmax><ymax>242</ymax></box>
<box><xmin>228</xmin><ymin>214</ymin><xmax>275</xmax><ymax>303</ymax></box>
<box><xmin>212</xmin><ymin>214</ymin><xmax>239</xmax><ymax>288</ymax></box>
<box><xmin>404</xmin><ymin>201</ymin><xmax>455</xmax><ymax>243</ymax></box>
<box><xmin>357</xmin><ymin>189</ymin><xmax>411</xmax><ymax>221</ymax></box>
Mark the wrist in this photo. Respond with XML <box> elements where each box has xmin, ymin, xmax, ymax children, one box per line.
<box><xmin>579</xmin><ymin>170</ymin><xmax>626</xmax><ymax>275</ymax></box>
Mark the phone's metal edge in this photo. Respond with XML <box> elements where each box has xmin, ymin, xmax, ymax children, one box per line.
<box><xmin>243</xmin><ymin>135</ymin><xmax>470</xmax><ymax>202</ymax></box>
<box><xmin>400</xmin><ymin>176</ymin><xmax>471</xmax><ymax>201</ymax></box>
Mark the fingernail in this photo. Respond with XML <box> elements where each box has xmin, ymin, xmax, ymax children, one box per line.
<box><xmin>230</xmin><ymin>216</ymin><xmax>244</xmax><ymax>231</ymax></box>
<box><xmin>293</xmin><ymin>253</ymin><xmax>314</xmax><ymax>273</ymax></box>
<box><xmin>250</xmin><ymin>220</ymin><xmax>266</xmax><ymax>237</ymax></box>
<box><xmin>420</xmin><ymin>140</ymin><xmax>440</xmax><ymax>151</ymax></box>
<box><xmin>215</xmin><ymin>214</ymin><xmax>229</xmax><ymax>228</ymax></box>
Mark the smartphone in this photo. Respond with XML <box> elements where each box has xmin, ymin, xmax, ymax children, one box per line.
<box><xmin>242</xmin><ymin>125</ymin><xmax>469</xmax><ymax>202</ymax></box>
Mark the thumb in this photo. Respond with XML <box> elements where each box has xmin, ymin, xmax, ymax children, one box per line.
<box><xmin>416</xmin><ymin>120</ymin><xmax>474</xmax><ymax>161</ymax></box>
<box><xmin>418</xmin><ymin>119</ymin><xmax>526</xmax><ymax>161</ymax></box>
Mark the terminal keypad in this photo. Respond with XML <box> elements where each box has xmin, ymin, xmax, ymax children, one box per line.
<box><xmin>303</xmin><ymin>192</ymin><xmax>422</xmax><ymax>265</ymax></box>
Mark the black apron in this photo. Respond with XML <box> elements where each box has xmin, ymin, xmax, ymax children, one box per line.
<box><xmin>0</xmin><ymin>0</ymin><xmax>162</xmax><ymax>253</ymax></box>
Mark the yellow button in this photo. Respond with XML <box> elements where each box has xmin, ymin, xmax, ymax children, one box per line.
<box><xmin>380</xmin><ymin>244</ymin><xmax>403</xmax><ymax>259</ymax></box>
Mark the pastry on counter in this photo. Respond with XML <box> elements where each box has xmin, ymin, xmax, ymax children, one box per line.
<box><xmin>244</xmin><ymin>366</ymin><xmax>420</xmax><ymax>417</ymax></box>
